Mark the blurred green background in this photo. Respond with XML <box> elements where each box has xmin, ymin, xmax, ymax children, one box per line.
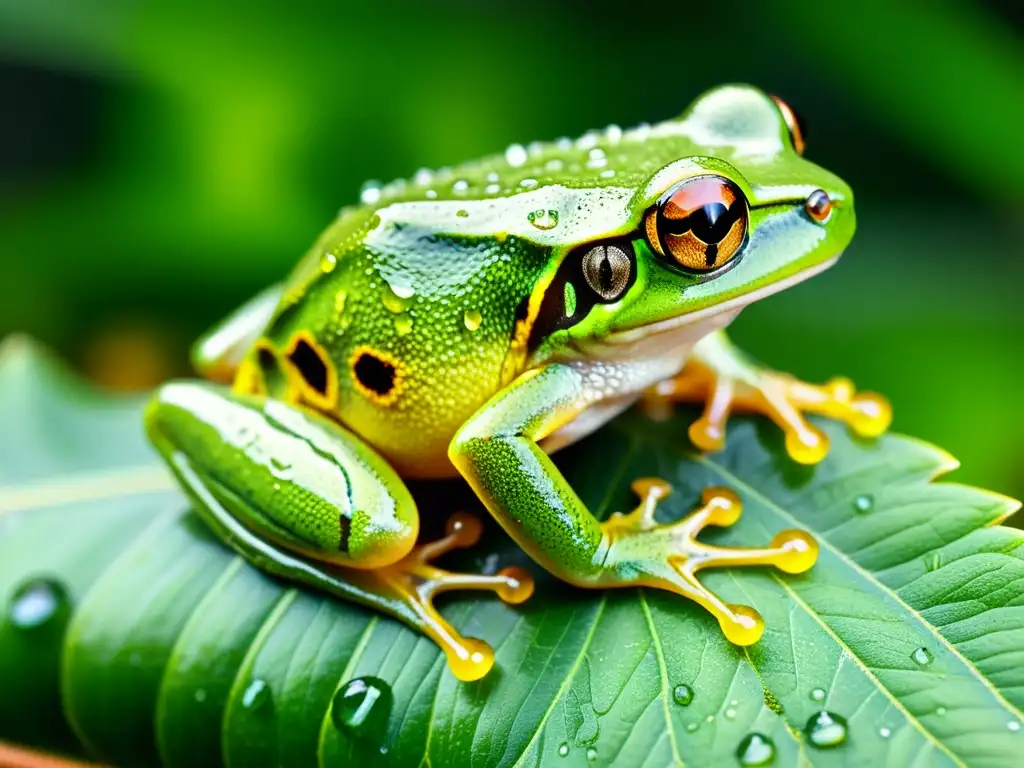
<box><xmin>0</xmin><ymin>1</ymin><xmax>1020</xmax><ymax>498</ymax></box>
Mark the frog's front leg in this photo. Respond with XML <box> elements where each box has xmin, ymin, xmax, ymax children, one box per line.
<box><xmin>647</xmin><ymin>329</ymin><xmax>892</xmax><ymax>464</ymax></box>
<box><xmin>450</xmin><ymin>363</ymin><xmax>817</xmax><ymax>646</ymax></box>
<box><xmin>146</xmin><ymin>382</ymin><xmax>533</xmax><ymax>681</ymax></box>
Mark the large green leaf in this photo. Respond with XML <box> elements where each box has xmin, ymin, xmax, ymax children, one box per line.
<box><xmin>1</xmin><ymin>337</ymin><xmax>1022</xmax><ymax>767</ymax></box>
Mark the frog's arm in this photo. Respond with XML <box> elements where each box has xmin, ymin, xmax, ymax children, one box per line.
<box><xmin>450</xmin><ymin>363</ymin><xmax>817</xmax><ymax>646</ymax></box>
<box><xmin>191</xmin><ymin>284</ymin><xmax>283</xmax><ymax>382</ymax></box>
<box><xmin>649</xmin><ymin>329</ymin><xmax>891</xmax><ymax>464</ymax></box>
<box><xmin>146</xmin><ymin>382</ymin><xmax>532</xmax><ymax>681</ymax></box>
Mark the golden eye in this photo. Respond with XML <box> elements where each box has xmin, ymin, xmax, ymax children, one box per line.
<box><xmin>770</xmin><ymin>95</ymin><xmax>807</xmax><ymax>156</ymax></box>
<box><xmin>644</xmin><ymin>176</ymin><xmax>749</xmax><ymax>273</ymax></box>
<box><xmin>581</xmin><ymin>242</ymin><xmax>633</xmax><ymax>301</ymax></box>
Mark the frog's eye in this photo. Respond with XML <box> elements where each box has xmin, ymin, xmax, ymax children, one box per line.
<box><xmin>581</xmin><ymin>242</ymin><xmax>633</xmax><ymax>301</ymax></box>
<box><xmin>769</xmin><ymin>95</ymin><xmax>806</xmax><ymax>156</ymax></box>
<box><xmin>644</xmin><ymin>176</ymin><xmax>749</xmax><ymax>274</ymax></box>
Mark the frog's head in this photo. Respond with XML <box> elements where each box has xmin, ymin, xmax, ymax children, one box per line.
<box><xmin>528</xmin><ymin>84</ymin><xmax>854</xmax><ymax>360</ymax></box>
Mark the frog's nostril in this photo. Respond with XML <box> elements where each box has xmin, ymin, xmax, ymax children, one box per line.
<box><xmin>804</xmin><ymin>189</ymin><xmax>832</xmax><ymax>222</ymax></box>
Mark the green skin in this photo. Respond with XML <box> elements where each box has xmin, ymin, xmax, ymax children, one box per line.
<box><xmin>147</xmin><ymin>85</ymin><xmax>856</xmax><ymax>662</ymax></box>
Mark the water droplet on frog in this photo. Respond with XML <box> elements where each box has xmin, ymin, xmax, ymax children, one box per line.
<box><xmin>527</xmin><ymin>209</ymin><xmax>559</xmax><ymax>230</ymax></box>
<box><xmin>331</xmin><ymin>677</ymin><xmax>392</xmax><ymax>742</ymax></box>
<box><xmin>586</xmin><ymin>747</ymin><xmax>598</xmax><ymax>762</ymax></box>
<box><xmin>911</xmin><ymin>647</ymin><xmax>933</xmax><ymax>667</ymax></box>
<box><xmin>321</xmin><ymin>252</ymin><xmax>338</xmax><ymax>274</ymax></box>
<box><xmin>736</xmin><ymin>733</ymin><xmax>775</xmax><ymax>766</ymax></box>
<box><xmin>519</xmin><ymin>178</ymin><xmax>539</xmax><ymax>189</ymax></box>
<box><xmin>335</xmin><ymin>291</ymin><xmax>347</xmax><ymax>316</ymax></box>
<box><xmin>463</xmin><ymin>310</ymin><xmax>482</xmax><ymax>332</ymax></box>
<box><xmin>805</xmin><ymin>711</ymin><xmax>847</xmax><ymax>749</ymax></box>
<box><xmin>394</xmin><ymin>314</ymin><xmax>413</xmax><ymax>336</ymax></box>
<box><xmin>545</xmin><ymin>158</ymin><xmax>564</xmax><ymax>172</ymax></box>
<box><xmin>485</xmin><ymin>183</ymin><xmax>501</xmax><ymax>195</ymax></box>
<box><xmin>194</xmin><ymin>688</ymin><xmax>207</xmax><ymax>703</ymax></box>
<box><xmin>456</xmin><ymin>209</ymin><xmax>469</xmax><ymax>218</ymax></box>
<box><xmin>425</xmin><ymin>189</ymin><xmax>438</xmax><ymax>199</ymax></box>
<box><xmin>1008</xmin><ymin>720</ymin><xmax>1021</xmax><ymax>732</ymax></box>
<box><xmin>241</xmin><ymin>678</ymin><xmax>272</xmax><ymax>712</ymax></box>
<box><xmin>452</xmin><ymin>179</ymin><xmax>469</xmax><ymax>194</ymax></box>
<box><xmin>853</xmin><ymin>494</ymin><xmax>874</xmax><ymax>513</ymax></box>
<box><xmin>505</xmin><ymin>143</ymin><xmax>528</xmax><ymax>167</ymax></box>
<box><xmin>8</xmin><ymin>577</ymin><xmax>69</xmax><ymax>630</ymax></box>
<box><xmin>809</xmin><ymin>687</ymin><xmax>826</xmax><ymax>702</ymax></box>
<box><xmin>382</xmin><ymin>285</ymin><xmax>414</xmax><ymax>314</ymax></box>
<box><xmin>557</xmin><ymin>743</ymin><xmax>569</xmax><ymax>757</ymax></box>
<box><xmin>672</xmin><ymin>683</ymin><xmax>694</xmax><ymax>706</ymax></box>
<box><xmin>413</xmin><ymin>168</ymin><xmax>433</xmax><ymax>185</ymax></box>
<box><xmin>360</xmin><ymin>180</ymin><xmax>382</xmax><ymax>205</ymax></box>
<box><xmin>724</xmin><ymin>707</ymin><xmax>737</xmax><ymax>720</ymax></box>
<box><xmin>605</xmin><ymin>124</ymin><xmax>623</xmax><ymax>143</ymax></box>
<box><xmin>599</xmin><ymin>169</ymin><xmax>616</xmax><ymax>179</ymax></box>
<box><xmin>879</xmin><ymin>727</ymin><xmax>892</xmax><ymax>738</ymax></box>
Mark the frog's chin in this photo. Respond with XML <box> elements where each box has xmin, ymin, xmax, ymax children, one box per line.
<box><xmin>605</xmin><ymin>254</ymin><xmax>840</xmax><ymax>347</ymax></box>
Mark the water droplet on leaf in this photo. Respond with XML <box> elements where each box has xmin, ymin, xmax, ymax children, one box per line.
<box><xmin>241</xmin><ymin>678</ymin><xmax>272</xmax><ymax>712</ymax></box>
<box><xmin>9</xmin><ymin>578</ymin><xmax>69</xmax><ymax>630</ymax></box>
<box><xmin>557</xmin><ymin>742</ymin><xmax>569</xmax><ymax>757</ymax></box>
<box><xmin>672</xmin><ymin>684</ymin><xmax>694</xmax><ymax>706</ymax></box>
<box><xmin>736</xmin><ymin>733</ymin><xmax>775</xmax><ymax>766</ymax></box>
<box><xmin>809</xmin><ymin>687</ymin><xmax>826</xmax><ymax>702</ymax></box>
<box><xmin>911</xmin><ymin>647</ymin><xmax>933</xmax><ymax>667</ymax></box>
<box><xmin>805</xmin><ymin>711</ymin><xmax>847</xmax><ymax>749</ymax></box>
<box><xmin>853</xmin><ymin>494</ymin><xmax>874</xmax><ymax>513</ymax></box>
<box><xmin>331</xmin><ymin>677</ymin><xmax>392</xmax><ymax>742</ymax></box>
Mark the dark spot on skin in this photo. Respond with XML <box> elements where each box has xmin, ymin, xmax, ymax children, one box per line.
<box><xmin>338</xmin><ymin>514</ymin><xmax>350</xmax><ymax>552</ymax></box>
<box><xmin>353</xmin><ymin>352</ymin><xmax>396</xmax><ymax>396</ymax></box>
<box><xmin>288</xmin><ymin>338</ymin><xmax>329</xmax><ymax>395</ymax></box>
<box><xmin>257</xmin><ymin>347</ymin><xmax>277</xmax><ymax>371</ymax></box>
<box><xmin>513</xmin><ymin>295</ymin><xmax>530</xmax><ymax>324</ymax></box>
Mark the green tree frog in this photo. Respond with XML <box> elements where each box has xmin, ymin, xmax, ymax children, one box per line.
<box><xmin>146</xmin><ymin>85</ymin><xmax>891</xmax><ymax>681</ymax></box>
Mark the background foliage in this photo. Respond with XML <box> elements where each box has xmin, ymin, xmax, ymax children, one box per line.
<box><xmin>0</xmin><ymin>0</ymin><xmax>1021</xmax><ymax>498</ymax></box>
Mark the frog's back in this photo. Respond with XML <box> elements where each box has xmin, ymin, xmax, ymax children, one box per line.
<box><xmin>237</xmin><ymin>113</ymin><xmax>726</xmax><ymax>477</ymax></box>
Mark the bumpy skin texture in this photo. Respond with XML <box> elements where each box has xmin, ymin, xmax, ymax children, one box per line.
<box><xmin>149</xmin><ymin>84</ymin><xmax>888</xmax><ymax>679</ymax></box>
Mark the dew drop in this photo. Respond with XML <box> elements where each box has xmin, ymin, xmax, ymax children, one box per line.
<box><xmin>452</xmin><ymin>179</ymin><xmax>469</xmax><ymax>194</ymax></box>
<box><xmin>805</xmin><ymin>711</ymin><xmax>847</xmax><ymax>749</ymax></box>
<box><xmin>194</xmin><ymin>688</ymin><xmax>207</xmax><ymax>703</ymax></box>
<box><xmin>1008</xmin><ymin>720</ymin><xmax>1021</xmax><ymax>732</ymax></box>
<box><xmin>241</xmin><ymin>678</ymin><xmax>272</xmax><ymax>712</ymax></box>
<box><xmin>8</xmin><ymin>578</ymin><xmax>69</xmax><ymax>630</ymax></box>
<box><xmin>382</xmin><ymin>284</ymin><xmax>414</xmax><ymax>314</ymax></box>
<box><xmin>557</xmin><ymin>743</ymin><xmax>569</xmax><ymax>757</ymax></box>
<box><xmin>505</xmin><ymin>143</ymin><xmax>528</xmax><ymax>167</ymax></box>
<box><xmin>527</xmin><ymin>209</ymin><xmax>559</xmax><ymax>230</ymax></box>
<box><xmin>724</xmin><ymin>707</ymin><xmax>737</xmax><ymax>720</ymax></box>
<box><xmin>586</xmin><ymin>747</ymin><xmax>598</xmax><ymax>761</ymax></box>
<box><xmin>425</xmin><ymin>189</ymin><xmax>438</xmax><ymax>199</ymax></box>
<box><xmin>456</xmin><ymin>209</ymin><xmax>469</xmax><ymax>218</ymax></box>
<box><xmin>879</xmin><ymin>727</ymin><xmax>891</xmax><ymax>739</ymax></box>
<box><xmin>485</xmin><ymin>183</ymin><xmax>501</xmax><ymax>195</ymax></box>
<box><xmin>331</xmin><ymin>677</ymin><xmax>392</xmax><ymax>742</ymax></box>
<box><xmin>736</xmin><ymin>733</ymin><xmax>775</xmax><ymax>766</ymax></box>
<box><xmin>413</xmin><ymin>168</ymin><xmax>433</xmax><ymax>185</ymax></box>
<box><xmin>359</xmin><ymin>180</ymin><xmax>382</xmax><ymax>205</ymax></box>
<box><xmin>545</xmin><ymin>158</ymin><xmax>564</xmax><ymax>172</ymax></box>
<box><xmin>809</xmin><ymin>687</ymin><xmax>826</xmax><ymax>702</ymax></box>
<box><xmin>672</xmin><ymin>683</ymin><xmax>694</xmax><ymax>706</ymax></box>
<box><xmin>394</xmin><ymin>314</ymin><xmax>413</xmax><ymax>336</ymax></box>
<box><xmin>599</xmin><ymin>169</ymin><xmax>616</xmax><ymax>179</ymax></box>
<box><xmin>519</xmin><ymin>178</ymin><xmax>539</xmax><ymax>189</ymax></box>
<box><xmin>334</xmin><ymin>291</ymin><xmax>347</xmax><ymax>316</ymax></box>
<box><xmin>320</xmin><ymin>252</ymin><xmax>338</xmax><ymax>274</ymax></box>
<box><xmin>463</xmin><ymin>309</ymin><xmax>483</xmax><ymax>332</ymax></box>
<box><xmin>685</xmin><ymin>722</ymin><xmax>699</xmax><ymax>733</ymax></box>
<box><xmin>935</xmin><ymin>706</ymin><xmax>947</xmax><ymax>716</ymax></box>
<box><xmin>853</xmin><ymin>494</ymin><xmax>874</xmax><ymax>513</ymax></box>
<box><xmin>911</xmin><ymin>647</ymin><xmax>934</xmax><ymax>667</ymax></box>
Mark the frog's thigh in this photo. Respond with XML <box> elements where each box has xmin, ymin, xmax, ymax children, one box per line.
<box><xmin>648</xmin><ymin>329</ymin><xmax>892</xmax><ymax>464</ymax></box>
<box><xmin>146</xmin><ymin>381</ymin><xmax>533</xmax><ymax>681</ymax></box>
<box><xmin>192</xmin><ymin>284</ymin><xmax>283</xmax><ymax>382</ymax></box>
<box><xmin>451</xmin><ymin>363</ymin><xmax>819</xmax><ymax>646</ymax></box>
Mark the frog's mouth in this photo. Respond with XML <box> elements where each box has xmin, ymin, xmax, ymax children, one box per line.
<box><xmin>602</xmin><ymin>254</ymin><xmax>840</xmax><ymax>348</ymax></box>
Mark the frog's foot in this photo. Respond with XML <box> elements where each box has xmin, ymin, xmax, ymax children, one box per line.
<box><xmin>373</xmin><ymin>512</ymin><xmax>534</xmax><ymax>682</ymax></box>
<box><xmin>600</xmin><ymin>479</ymin><xmax>817</xmax><ymax>645</ymax></box>
<box><xmin>646</xmin><ymin>359</ymin><xmax>891</xmax><ymax>465</ymax></box>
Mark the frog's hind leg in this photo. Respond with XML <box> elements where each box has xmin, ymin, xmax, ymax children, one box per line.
<box><xmin>192</xmin><ymin>284</ymin><xmax>283</xmax><ymax>382</ymax></box>
<box><xmin>147</xmin><ymin>381</ymin><xmax>533</xmax><ymax>682</ymax></box>
<box><xmin>646</xmin><ymin>329</ymin><xmax>891</xmax><ymax>464</ymax></box>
